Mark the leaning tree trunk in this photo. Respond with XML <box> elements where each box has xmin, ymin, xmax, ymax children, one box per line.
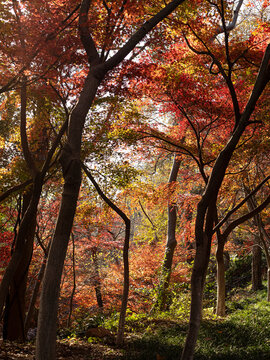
<box><xmin>180</xmin><ymin>44</ymin><xmax>270</xmax><ymax>360</ymax></box>
<box><xmin>82</xmin><ymin>163</ymin><xmax>130</xmax><ymax>345</ymax></box>
<box><xmin>36</xmin><ymin>75</ymin><xmax>101</xmax><ymax>360</ymax></box>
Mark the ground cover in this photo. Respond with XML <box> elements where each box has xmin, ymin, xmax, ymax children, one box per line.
<box><xmin>1</xmin><ymin>286</ymin><xmax>270</xmax><ymax>359</ymax></box>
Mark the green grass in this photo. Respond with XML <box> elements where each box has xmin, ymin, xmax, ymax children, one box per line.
<box><xmin>122</xmin><ymin>286</ymin><xmax>270</xmax><ymax>359</ymax></box>
<box><xmin>67</xmin><ymin>285</ymin><xmax>270</xmax><ymax>359</ymax></box>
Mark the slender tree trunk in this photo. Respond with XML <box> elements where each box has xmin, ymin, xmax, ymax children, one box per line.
<box><xmin>36</xmin><ymin>158</ymin><xmax>82</xmax><ymax>360</ymax></box>
<box><xmin>244</xmin><ymin>186</ymin><xmax>269</xmax><ymax>294</ymax></box>
<box><xmin>154</xmin><ymin>154</ymin><xmax>181</xmax><ymax>311</ymax></box>
<box><xmin>67</xmin><ymin>233</ymin><xmax>76</xmax><ymax>327</ymax></box>
<box><xmin>180</xmin><ymin>45</ymin><xmax>270</xmax><ymax>357</ymax></box>
<box><xmin>252</xmin><ymin>244</ymin><xmax>262</xmax><ymax>291</ymax></box>
<box><xmin>81</xmin><ymin>163</ymin><xmax>130</xmax><ymax>345</ymax></box>
<box><xmin>267</xmin><ymin>270</ymin><xmax>270</xmax><ymax>302</ymax></box>
<box><xmin>91</xmin><ymin>247</ymin><xmax>103</xmax><ymax>310</ymax></box>
<box><xmin>116</xmin><ymin>219</ymin><xmax>130</xmax><ymax>345</ymax></box>
<box><xmin>215</xmin><ymin>240</ymin><xmax>226</xmax><ymax>317</ymax></box>
<box><xmin>24</xmin><ymin>259</ymin><xmax>46</xmax><ymax>333</ymax></box>
<box><xmin>181</xmin><ymin>104</ymin><xmax>254</xmax><ymax>359</ymax></box>
<box><xmin>257</xmin><ymin>223</ymin><xmax>270</xmax><ymax>301</ymax></box>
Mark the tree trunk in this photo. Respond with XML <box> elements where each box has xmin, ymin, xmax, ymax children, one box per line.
<box><xmin>244</xmin><ymin>186</ymin><xmax>268</xmax><ymax>295</ymax></box>
<box><xmin>91</xmin><ymin>247</ymin><xmax>103</xmax><ymax>310</ymax></box>
<box><xmin>36</xmin><ymin>73</ymin><xmax>101</xmax><ymax>360</ymax></box>
<box><xmin>0</xmin><ymin>174</ymin><xmax>43</xmax><ymax>319</ymax></box>
<box><xmin>116</xmin><ymin>219</ymin><xmax>130</xmax><ymax>345</ymax></box>
<box><xmin>252</xmin><ymin>244</ymin><xmax>262</xmax><ymax>291</ymax></box>
<box><xmin>3</xmin><ymin>192</ymin><xmax>35</xmax><ymax>341</ymax></box>
<box><xmin>181</xmin><ymin>230</ymin><xmax>212</xmax><ymax>360</ymax></box>
<box><xmin>180</xmin><ymin>46</ymin><xmax>270</xmax><ymax>356</ymax></box>
<box><xmin>154</xmin><ymin>154</ymin><xmax>181</xmax><ymax>311</ymax></box>
<box><xmin>81</xmin><ymin>163</ymin><xmax>130</xmax><ymax>345</ymax></box>
<box><xmin>24</xmin><ymin>260</ymin><xmax>46</xmax><ymax>333</ymax></box>
<box><xmin>267</xmin><ymin>269</ymin><xmax>270</xmax><ymax>302</ymax></box>
<box><xmin>215</xmin><ymin>240</ymin><xmax>226</xmax><ymax>317</ymax></box>
<box><xmin>67</xmin><ymin>233</ymin><xmax>76</xmax><ymax>327</ymax></box>
<box><xmin>36</xmin><ymin>156</ymin><xmax>82</xmax><ymax>360</ymax></box>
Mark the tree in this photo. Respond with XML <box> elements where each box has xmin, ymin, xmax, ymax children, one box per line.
<box><xmin>36</xmin><ymin>1</ymin><xmax>187</xmax><ymax>359</ymax></box>
<box><xmin>115</xmin><ymin>1</ymin><xmax>269</xmax><ymax>357</ymax></box>
<box><xmin>180</xmin><ymin>8</ymin><xmax>270</xmax><ymax>358</ymax></box>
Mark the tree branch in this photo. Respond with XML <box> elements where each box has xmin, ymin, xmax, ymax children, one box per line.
<box><xmin>79</xmin><ymin>0</ymin><xmax>100</xmax><ymax>65</ymax></box>
<box><xmin>222</xmin><ymin>195</ymin><xmax>270</xmax><ymax>239</ymax></box>
<box><xmin>0</xmin><ymin>180</ymin><xmax>32</xmax><ymax>204</ymax></box>
<box><xmin>20</xmin><ymin>78</ymin><xmax>38</xmax><ymax>177</ymax></box>
<box><xmin>103</xmin><ymin>0</ymin><xmax>186</xmax><ymax>72</ymax></box>
<box><xmin>213</xmin><ymin>175</ymin><xmax>270</xmax><ymax>232</ymax></box>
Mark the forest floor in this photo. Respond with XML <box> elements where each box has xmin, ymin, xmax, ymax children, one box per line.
<box><xmin>0</xmin><ymin>338</ymin><xmax>125</xmax><ymax>359</ymax></box>
<box><xmin>1</xmin><ymin>286</ymin><xmax>270</xmax><ymax>359</ymax></box>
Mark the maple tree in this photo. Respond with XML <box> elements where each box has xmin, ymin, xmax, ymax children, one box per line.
<box><xmin>0</xmin><ymin>1</ymin><xmax>269</xmax><ymax>360</ymax></box>
<box><xmin>114</xmin><ymin>1</ymin><xmax>270</xmax><ymax>358</ymax></box>
<box><xmin>28</xmin><ymin>1</ymin><xmax>188</xmax><ymax>359</ymax></box>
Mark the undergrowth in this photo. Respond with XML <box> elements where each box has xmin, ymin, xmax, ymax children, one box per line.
<box><xmin>60</xmin><ymin>283</ymin><xmax>270</xmax><ymax>359</ymax></box>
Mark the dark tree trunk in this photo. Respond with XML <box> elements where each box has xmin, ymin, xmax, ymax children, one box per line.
<box><xmin>180</xmin><ymin>45</ymin><xmax>270</xmax><ymax>360</ymax></box>
<box><xmin>82</xmin><ymin>163</ymin><xmax>130</xmax><ymax>345</ymax></box>
<box><xmin>3</xmin><ymin>192</ymin><xmax>35</xmax><ymax>341</ymax></box>
<box><xmin>36</xmin><ymin>72</ymin><xmax>101</xmax><ymax>360</ymax></box>
<box><xmin>0</xmin><ymin>174</ymin><xmax>43</xmax><ymax>324</ymax></box>
<box><xmin>67</xmin><ymin>233</ymin><xmax>77</xmax><ymax>327</ymax></box>
<box><xmin>24</xmin><ymin>259</ymin><xmax>46</xmax><ymax>333</ymax></box>
<box><xmin>252</xmin><ymin>244</ymin><xmax>262</xmax><ymax>291</ymax></box>
<box><xmin>244</xmin><ymin>187</ymin><xmax>266</xmax><ymax>293</ymax></box>
<box><xmin>116</xmin><ymin>218</ymin><xmax>130</xmax><ymax>345</ymax></box>
<box><xmin>215</xmin><ymin>240</ymin><xmax>226</xmax><ymax>317</ymax></box>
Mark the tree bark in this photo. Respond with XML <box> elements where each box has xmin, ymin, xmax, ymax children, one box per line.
<box><xmin>244</xmin><ymin>184</ymin><xmax>269</xmax><ymax>295</ymax></box>
<box><xmin>256</xmin><ymin>221</ymin><xmax>270</xmax><ymax>300</ymax></box>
